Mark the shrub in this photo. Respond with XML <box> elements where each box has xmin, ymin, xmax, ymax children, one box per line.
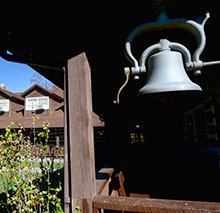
<box><xmin>0</xmin><ymin>113</ymin><xmax>64</xmax><ymax>213</ymax></box>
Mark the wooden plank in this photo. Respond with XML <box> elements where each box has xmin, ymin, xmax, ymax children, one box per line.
<box><xmin>67</xmin><ymin>53</ymin><xmax>96</xmax><ymax>213</ymax></box>
<box><xmin>117</xmin><ymin>171</ymin><xmax>126</xmax><ymax>197</ymax></box>
<box><xmin>96</xmin><ymin>167</ymin><xmax>114</xmax><ymax>195</ymax></box>
<box><xmin>130</xmin><ymin>193</ymin><xmax>150</xmax><ymax>198</ymax></box>
<box><xmin>93</xmin><ymin>195</ymin><xmax>220</xmax><ymax>212</ymax></box>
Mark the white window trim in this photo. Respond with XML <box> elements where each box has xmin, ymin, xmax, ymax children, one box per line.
<box><xmin>0</xmin><ymin>99</ymin><xmax>9</xmax><ymax>112</ymax></box>
<box><xmin>26</xmin><ymin>96</ymin><xmax>49</xmax><ymax>111</ymax></box>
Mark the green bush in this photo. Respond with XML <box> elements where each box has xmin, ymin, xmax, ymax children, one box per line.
<box><xmin>0</xmin><ymin>113</ymin><xmax>64</xmax><ymax>213</ymax></box>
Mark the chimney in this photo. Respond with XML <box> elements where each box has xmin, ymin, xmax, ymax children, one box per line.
<box><xmin>0</xmin><ymin>84</ymin><xmax>6</xmax><ymax>90</ymax></box>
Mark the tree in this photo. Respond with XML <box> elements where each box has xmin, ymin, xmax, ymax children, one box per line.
<box><xmin>30</xmin><ymin>72</ymin><xmax>58</xmax><ymax>90</ymax></box>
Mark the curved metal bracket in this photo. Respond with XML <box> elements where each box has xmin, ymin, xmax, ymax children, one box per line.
<box><xmin>125</xmin><ymin>12</ymin><xmax>210</xmax><ymax>75</ymax></box>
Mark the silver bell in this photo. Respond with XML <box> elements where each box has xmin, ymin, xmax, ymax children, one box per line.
<box><xmin>138</xmin><ymin>50</ymin><xmax>202</xmax><ymax>96</ymax></box>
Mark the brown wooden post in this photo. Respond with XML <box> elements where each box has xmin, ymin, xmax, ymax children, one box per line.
<box><xmin>64</xmin><ymin>66</ymin><xmax>71</xmax><ymax>212</ymax></box>
<box><xmin>67</xmin><ymin>52</ymin><xmax>96</xmax><ymax>213</ymax></box>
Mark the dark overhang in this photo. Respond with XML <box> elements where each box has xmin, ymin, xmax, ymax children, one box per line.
<box><xmin>0</xmin><ymin>1</ymin><xmax>219</xmax><ymax>115</ymax></box>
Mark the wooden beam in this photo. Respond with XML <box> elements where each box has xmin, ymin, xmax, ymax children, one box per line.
<box><xmin>93</xmin><ymin>195</ymin><xmax>220</xmax><ymax>212</ymax></box>
<box><xmin>67</xmin><ymin>53</ymin><xmax>96</xmax><ymax>213</ymax></box>
<box><xmin>64</xmin><ymin>66</ymin><xmax>71</xmax><ymax>212</ymax></box>
<box><xmin>96</xmin><ymin>167</ymin><xmax>114</xmax><ymax>195</ymax></box>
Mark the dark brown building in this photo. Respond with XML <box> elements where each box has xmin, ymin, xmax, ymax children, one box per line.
<box><xmin>2</xmin><ymin>1</ymin><xmax>220</xmax><ymax>212</ymax></box>
<box><xmin>0</xmin><ymin>84</ymin><xmax>104</xmax><ymax>149</ymax></box>
<box><xmin>0</xmin><ymin>84</ymin><xmax>65</xmax><ymax>146</ymax></box>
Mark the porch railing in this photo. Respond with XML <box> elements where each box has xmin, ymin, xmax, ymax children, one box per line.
<box><xmin>31</xmin><ymin>145</ymin><xmax>64</xmax><ymax>158</ymax></box>
<box><xmin>94</xmin><ymin>166</ymin><xmax>220</xmax><ymax>213</ymax></box>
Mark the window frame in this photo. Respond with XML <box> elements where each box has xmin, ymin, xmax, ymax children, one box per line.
<box><xmin>184</xmin><ymin>105</ymin><xmax>210</xmax><ymax>153</ymax></box>
<box><xmin>25</xmin><ymin>96</ymin><xmax>49</xmax><ymax>111</ymax></box>
<box><xmin>0</xmin><ymin>99</ymin><xmax>9</xmax><ymax>112</ymax></box>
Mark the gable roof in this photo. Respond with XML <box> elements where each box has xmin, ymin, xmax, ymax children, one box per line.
<box><xmin>0</xmin><ymin>87</ymin><xmax>25</xmax><ymax>103</ymax></box>
<box><xmin>21</xmin><ymin>84</ymin><xmax>63</xmax><ymax>101</ymax></box>
<box><xmin>0</xmin><ymin>84</ymin><xmax>103</xmax><ymax>129</ymax></box>
<box><xmin>50</xmin><ymin>88</ymin><xmax>64</xmax><ymax>99</ymax></box>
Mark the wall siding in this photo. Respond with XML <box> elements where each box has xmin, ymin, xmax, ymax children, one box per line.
<box><xmin>10</xmin><ymin>101</ymin><xmax>24</xmax><ymax>118</ymax></box>
<box><xmin>50</xmin><ymin>98</ymin><xmax>61</xmax><ymax>116</ymax></box>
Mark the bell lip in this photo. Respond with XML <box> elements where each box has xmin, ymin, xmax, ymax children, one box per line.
<box><xmin>137</xmin><ymin>82</ymin><xmax>202</xmax><ymax>97</ymax></box>
<box><xmin>137</xmin><ymin>89</ymin><xmax>202</xmax><ymax>98</ymax></box>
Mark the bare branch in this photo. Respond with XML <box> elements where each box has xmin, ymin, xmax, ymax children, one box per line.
<box><xmin>30</xmin><ymin>72</ymin><xmax>58</xmax><ymax>90</ymax></box>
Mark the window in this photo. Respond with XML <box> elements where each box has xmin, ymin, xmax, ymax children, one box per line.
<box><xmin>26</xmin><ymin>97</ymin><xmax>49</xmax><ymax>110</ymax></box>
<box><xmin>184</xmin><ymin>105</ymin><xmax>209</xmax><ymax>152</ymax></box>
<box><xmin>0</xmin><ymin>100</ymin><xmax>9</xmax><ymax>112</ymax></box>
<box><xmin>131</xmin><ymin>133</ymin><xmax>145</xmax><ymax>143</ymax></box>
<box><xmin>131</xmin><ymin>125</ymin><xmax>145</xmax><ymax>143</ymax></box>
<box><xmin>27</xmin><ymin>98</ymin><xmax>37</xmax><ymax>110</ymax></box>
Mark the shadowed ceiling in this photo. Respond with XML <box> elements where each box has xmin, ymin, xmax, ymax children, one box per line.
<box><xmin>0</xmin><ymin>1</ymin><xmax>219</xmax><ymax>115</ymax></box>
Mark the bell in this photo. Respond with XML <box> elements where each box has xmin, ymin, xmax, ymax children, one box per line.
<box><xmin>137</xmin><ymin>50</ymin><xmax>202</xmax><ymax>96</ymax></box>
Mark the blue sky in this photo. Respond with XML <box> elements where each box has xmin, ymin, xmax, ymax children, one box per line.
<box><xmin>0</xmin><ymin>56</ymin><xmax>48</xmax><ymax>93</ymax></box>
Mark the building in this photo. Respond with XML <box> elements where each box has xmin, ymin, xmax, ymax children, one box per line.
<box><xmin>178</xmin><ymin>74</ymin><xmax>220</xmax><ymax>155</ymax></box>
<box><xmin>2</xmin><ymin>1</ymin><xmax>220</xmax><ymax>212</ymax></box>
<box><xmin>0</xmin><ymin>84</ymin><xmax>105</xmax><ymax>160</ymax></box>
<box><xmin>0</xmin><ymin>83</ymin><xmax>65</xmax><ymax>146</ymax></box>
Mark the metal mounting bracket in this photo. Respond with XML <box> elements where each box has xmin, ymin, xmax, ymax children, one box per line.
<box><xmin>125</xmin><ymin>12</ymin><xmax>211</xmax><ymax>76</ymax></box>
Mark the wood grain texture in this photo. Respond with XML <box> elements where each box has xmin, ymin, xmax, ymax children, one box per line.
<box><xmin>67</xmin><ymin>53</ymin><xmax>96</xmax><ymax>213</ymax></box>
<box><xmin>94</xmin><ymin>195</ymin><xmax>220</xmax><ymax>212</ymax></box>
<box><xmin>96</xmin><ymin>167</ymin><xmax>114</xmax><ymax>196</ymax></box>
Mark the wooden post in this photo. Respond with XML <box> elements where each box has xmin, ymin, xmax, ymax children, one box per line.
<box><xmin>64</xmin><ymin>66</ymin><xmax>71</xmax><ymax>212</ymax></box>
<box><xmin>67</xmin><ymin>52</ymin><xmax>96</xmax><ymax>213</ymax></box>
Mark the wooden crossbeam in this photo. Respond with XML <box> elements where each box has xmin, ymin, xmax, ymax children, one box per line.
<box><xmin>93</xmin><ymin>195</ymin><xmax>220</xmax><ymax>212</ymax></box>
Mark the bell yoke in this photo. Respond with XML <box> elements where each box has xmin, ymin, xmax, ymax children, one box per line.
<box><xmin>114</xmin><ymin>12</ymin><xmax>220</xmax><ymax>104</ymax></box>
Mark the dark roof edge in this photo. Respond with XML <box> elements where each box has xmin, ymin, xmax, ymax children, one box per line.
<box><xmin>0</xmin><ymin>87</ymin><xmax>25</xmax><ymax>102</ymax></box>
<box><xmin>21</xmin><ymin>83</ymin><xmax>64</xmax><ymax>101</ymax></box>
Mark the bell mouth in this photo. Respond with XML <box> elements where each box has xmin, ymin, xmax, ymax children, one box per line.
<box><xmin>137</xmin><ymin>50</ymin><xmax>203</xmax><ymax>98</ymax></box>
<box><xmin>137</xmin><ymin>83</ymin><xmax>202</xmax><ymax>97</ymax></box>
<box><xmin>137</xmin><ymin>90</ymin><xmax>202</xmax><ymax>98</ymax></box>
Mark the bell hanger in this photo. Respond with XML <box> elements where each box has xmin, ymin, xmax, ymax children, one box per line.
<box><xmin>114</xmin><ymin>12</ymin><xmax>220</xmax><ymax>104</ymax></box>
